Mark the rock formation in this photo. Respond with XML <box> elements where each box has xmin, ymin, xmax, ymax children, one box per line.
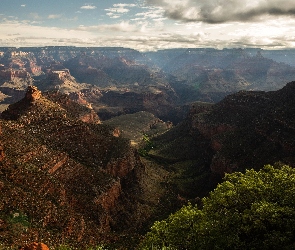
<box><xmin>1</xmin><ymin>46</ymin><xmax>294</xmax><ymax>124</ymax></box>
<box><xmin>22</xmin><ymin>242</ymin><xmax>49</xmax><ymax>250</ymax></box>
<box><xmin>0</xmin><ymin>87</ymin><xmax>147</xmax><ymax>247</ymax></box>
<box><xmin>148</xmin><ymin>81</ymin><xmax>295</xmax><ymax>200</ymax></box>
<box><xmin>25</xmin><ymin>85</ymin><xmax>41</xmax><ymax>102</ymax></box>
<box><xmin>1</xmin><ymin>46</ymin><xmax>295</xmax><ymax>248</ymax></box>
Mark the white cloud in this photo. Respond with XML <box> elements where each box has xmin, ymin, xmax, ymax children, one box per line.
<box><xmin>80</xmin><ymin>5</ymin><xmax>97</xmax><ymax>10</ymax></box>
<box><xmin>113</xmin><ymin>3</ymin><xmax>136</xmax><ymax>8</ymax></box>
<box><xmin>105</xmin><ymin>3</ymin><xmax>136</xmax><ymax>19</ymax></box>
<box><xmin>106</xmin><ymin>13</ymin><xmax>121</xmax><ymax>19</ymax></box>
<box><xmin>48</xmin><ymin>14</ymin><xmax>62</xmax><ymax>19</ymax></box>
<box><xmin>21</xmin><ymin>4</ymin><xmax>26</xmax><ymax>7</ymax></box>
<box><xmin>0</xmin><ymin>21</ymin><xmax>97</xmax><ymax>47</ymax></box>
<box><xmin>1</xmin><ymin>19</ymin><xmax>294</xmax><ymax>51</ymax></box>
<box><xmin>105</xmin><ymin>7</ymin><xmax>129</xmax><ymax>14</ymax></box>
<box><xmin>1</xmin><ymin>1</ymin><xmax>295</xmax><ymax>51</ymax></box>
<box><xmin>78</xmin><ymin>21</ymin><xmax>138</xmax><ymax>33</ymax></box>
<box><xmin>135</xmin><ymin>7</ymin><xmax>165</xmax><ymax>20</ymax></box>
<box><xmin>29</xmin><ymin>13</ymin><xmax>42</xmax><ymax>20</ymax></box>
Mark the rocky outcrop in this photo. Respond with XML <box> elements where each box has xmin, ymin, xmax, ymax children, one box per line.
<box><xmin>26</xmin><ymin>85</ymin><xmax>41</xmax><ymax>101</ymax></box>
<box><xmin>22</xmin><ymin>242</ymin><xmax>49</xmax><ymax>250</ymax></box>
<box><xmin>0</xmin><ymin>87</ymin><xmax>146</xmax><ymax>247</ymax></box>
<box><xmin>1</xmin><ymin>86</ymin><xmax>101</xmax><ymax>125</ymax></box>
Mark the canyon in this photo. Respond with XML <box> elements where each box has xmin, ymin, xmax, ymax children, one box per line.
<box><xmin>1</xmin><ymin>47</ymin><xmax>295</xmax><ymax>121</ymax></box>
<box><xmin>1</xmin><ymin>46</ymin><xmax>295</xmax><ymax>249</ymax></box>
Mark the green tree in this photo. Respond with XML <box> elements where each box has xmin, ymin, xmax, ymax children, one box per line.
<box><xmin>140</xmin><ymin>165</ymin><xmax>295</xmax><ymax>249</ymax></box>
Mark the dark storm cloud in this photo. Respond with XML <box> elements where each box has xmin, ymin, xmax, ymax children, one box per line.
<box><xmin>145</xmin><ymin>0</ymin><xmax>295</xmax><ymax>23</ymax></box>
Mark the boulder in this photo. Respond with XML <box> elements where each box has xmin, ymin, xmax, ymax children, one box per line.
<box><xmin>22</xmin><ymin>242</ymin><xmax>49</xmax><ymax>250</ymax></box>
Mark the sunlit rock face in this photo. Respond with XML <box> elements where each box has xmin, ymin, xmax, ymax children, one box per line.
<box><xmin>22</xmin><ymin>242</ymin><xmax>49</xmax><ymax>250</ymax></box>
<box><xmin>25</xmin><ymin>85</ymin><xmax>41</xmax><ymax>102</ymax></box>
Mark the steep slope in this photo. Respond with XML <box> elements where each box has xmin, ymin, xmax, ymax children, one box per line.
<box><xmin>194</xmin><ymin>81</ymin><xmax>295</xmax><ymax>176</ymax></box>
<box><xmin>148</xmin><ymin>82</ymin><xmax>295</xmax><ymax>200</ymax></box>
<box><xmin>0</xmin><ymin>86</ymin><xmax>147</xmax><ymax>248</ymax></box>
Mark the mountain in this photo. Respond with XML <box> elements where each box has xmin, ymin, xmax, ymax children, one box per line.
<box><xmin>258</xmin><ymin>49</ymin><xmax>295</xmax><ymax>67</ymax></box>
<box><xmin>0</xmin><ymin>47</ymin><xmax>182</xmax><ymax>122</ymax></box>
<box><xmin>194</xmin><ymin>81</ymin><xmax>295</xmax><ymax>175</ymax></box>
<box><xmin>0</xmin><ymin>85</ymin><xmax>195</xmax><ymax>249</ymax></box>
<box><xmin>0</xmin><ymin>86</ymin><xmax>149</xmax><ymax>247</ymax></box>
<box><xmin>146</xmin><ymin>48</ymin><xmax>295</xmax><ymax>103</ymax></box>
<box><xmin>1</xmin><ymin>47</ymin><xmax>295</xmax><ymax>123</ymax></box>
<box><xmin>148</xmin><ymin>81</ymin><xmax>295</xmax><ymax>201</ymax></box>
<box><xmin>1</xmin><ymin>81</ymin><xmax>295</xmax><ymax>248</ymax></box>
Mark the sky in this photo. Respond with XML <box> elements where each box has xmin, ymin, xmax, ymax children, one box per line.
<box><xmin>0</xmin><ymin>0</ymin><xmax>295</xmax><ymax>51</ymax></box>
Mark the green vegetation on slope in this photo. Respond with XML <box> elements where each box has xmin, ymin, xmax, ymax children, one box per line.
<box><xmin>140</xmin><ymin>164</ymin><xmax>295</xmax><ymax>250</ymax></box>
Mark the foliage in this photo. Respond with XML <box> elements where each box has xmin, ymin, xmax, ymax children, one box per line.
<box><xmin>87</xmin><ymin>246</ymin><xmax>109</xmax><ymax>250</ymax></box>
<box><xmin>55</xmin><ymin>244</ymin><xmax>109</xmax><ymax>250</ymax></box>
<box><xmin>4</xmin><ymin>211</ymin><xmax>30</xmax><ymax>242</ymax></box>
<box><xmin>138</xmin><ymin>134</ymin><xmax>154</xmax><ymax>157</ymax></box>
<box><xmin>0</xmin><ymin>243</ymin><xmax>14</xmax><ymax>250</ymax></box>
<box><xmin>0</xmin><ymin>243</ymin><xmax>110</xmax><ymax>250</ymax></box>
<box><xmin>8</xmin><ymin>211</ymin><xmax>29</xmax><ymax>227</ymax></box>
<box><xmin>56</xmin><ymin>245</ymin><xmax>73</xmax><ymax>250</ymax></box>
<box><xmin>139</xmin><ymin>165</ymin><xmax>295</xmax><ymax>249</ymax></box>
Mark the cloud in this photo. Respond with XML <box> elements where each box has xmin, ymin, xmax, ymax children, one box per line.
<box><xmin>145</xmin><ymin>0</ymin><xmax>295</xmax><ymax>23</ymax></box>
<box><xmin>105</xmin><ymin>7</ymin><xmax>129</xmax><ymax>14</ymax></box>
<box><xmin>105</xmin><ymin>3</ymin><xmax>136</xmax><ymax>19</ymax></box>
<box><xmin>0</xmin><ymin>21</ymin><xmax>97</xmax><ymax>47</ymax></box>
<box><xmin>29</xmin><ymin>12</ymin><xmax>42</xmax><ymax>20</ymax></box>
<box><xmin>88</xmin><ymin>32</ymin><xmax>209</xmax><ymax>51</ymax></box>
<box><xmin>134</xmin><ymin>6</ymin><xmax>165</xmax><ymax>20</ymax></box>
<box><xmin>1</xmin><ymin>7</ymin><xmax>295</xmax><ymax>51</ymax></box>
<box><xmin>48</xmin><ymin>14</ymin><xmax>62</xmax><ymax>19</ymax></box>
<box><xmin>78</xmin><ymin>21</ymin><xmax>138</xmax><ymax>33</ymax></box>
<box><xmin>113</xmin><ymin>3</ymin><xmax>136</xmax><ymax>8</ymax></box>
<box><xmin>80</xmin><ymin>5</ymin><xmax>97</xmax><ymax>10</ymax></box>
<box><xmin>106</xmin><ymin>13</ymin><xmax>121</xmax><ymax>19</ymax></box>
<box><xmin>21</xmin><ymin>4</ymin><xmax>26</xmax><ymax>7</ymax></box>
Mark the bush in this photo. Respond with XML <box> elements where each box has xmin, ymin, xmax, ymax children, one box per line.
<box><xmin>140</xmin><ymin>165</ymin><xmax>295</xmax><ymax>249</ymax></box>
<box><xmin>138</xmin><ymin>134</ymin><xmax>154</xmax><ymax>156</ymax></box>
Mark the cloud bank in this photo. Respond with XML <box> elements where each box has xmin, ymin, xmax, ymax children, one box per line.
<box><xmin>145</xmin><ymin>0</ymin><xmax>295</xmax><ymax>23</ymax></box>
<box><xmin>1</xmin><ymin>1</ymin><xmax>295</xmax><ymax>51</ymax></box>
